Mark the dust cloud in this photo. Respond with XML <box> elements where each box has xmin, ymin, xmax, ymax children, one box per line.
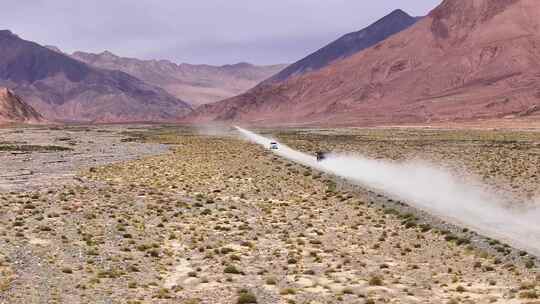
<box><xmin>236</xmin><ymin>127</ymin><xmax>540</xmax><ymax>256</ymax></box>
<box><xmin>195</xmin><ymin>123</ymin><xmax>234</xmax><ymax>136</ymax></box>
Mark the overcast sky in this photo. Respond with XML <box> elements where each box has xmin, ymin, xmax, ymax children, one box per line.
<box><xmin>2</xmin><ymin>0</ymin><xmax>441</xmax><ymax>65</ymax></box>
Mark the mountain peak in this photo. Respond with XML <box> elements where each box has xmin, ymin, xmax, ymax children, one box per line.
<box><xmin>0</xmin><ymin>30</ymin><xmax>17</xmax><ymax>38</ymax></box>
<box><xmin>100</xmin><ymin>50</ymin><xmax>117</xmax><ymax>58</ymax></box>
<box><xmin>374</xmin><ymin>9</ymin><xmax>416</xmax><ymax>27</ymax></box>
<box><xmin>265</xmin><ymin>8</ymin><xmax>420</xmax><ymax>83</ymax></box>
<box><xmin>0</xmin><ymin>87</ymin><xmax>10</xmax><ymax>96</ymax></box>
<box><xmin>222</xmin><ymin>62</ymin><xmax>253</xmax><ymax>69</ymax></box>
<box><xmin>0</xmin><ymin>88</ymin><xmax>19</xmax><ymax>101</ymax></box>
<box><xmin>388</xmin><ymin>9</ymin><xmax>411</xmax><ymax>18</ymax></box>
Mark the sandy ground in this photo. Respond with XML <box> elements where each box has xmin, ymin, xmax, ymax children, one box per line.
<box><xmin>0</xmin><ymin>125</ymin><xmax>168</xmax><ymax>192</ymax></box>
<box><xmin>0</xmin><ymin>126</ymin><xmax>539</xmax><ymax>304</ymax></box>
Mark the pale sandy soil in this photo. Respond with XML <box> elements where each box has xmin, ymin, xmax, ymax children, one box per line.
<box><xmin>0</xmin><ymin>126</ymin><xmax>539</xmax><ymax>304</ymax></box>
<box><xmin>0</xmin><ymin>125</ymin><xmax>167</xmax><ymax>192</ymax></box>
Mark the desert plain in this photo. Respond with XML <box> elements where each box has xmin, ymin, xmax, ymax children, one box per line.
<box><xmin>1</xmin><ymin>125</ymin><xmax>540</xmax><ymax>304</ymax></box>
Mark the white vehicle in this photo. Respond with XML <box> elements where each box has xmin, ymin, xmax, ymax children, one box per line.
<box><xmin>269</xmin><ymin>142</ymin><xmax>278</xmax><ymax>150</ymax></box>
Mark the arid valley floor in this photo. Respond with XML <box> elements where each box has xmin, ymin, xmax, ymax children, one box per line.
<box><xmin>1</xmin><ymin>125</ymin><xmax>540</xmax><ymax>304</ymax></box>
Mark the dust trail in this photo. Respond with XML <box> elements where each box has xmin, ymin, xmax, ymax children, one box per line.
<box><xmin>236</xmin><ymin>127</ymin><xmax>540</xmax><ymax>256</ymax></box>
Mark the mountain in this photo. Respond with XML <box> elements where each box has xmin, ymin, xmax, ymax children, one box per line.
<box><xmin>265</xmin><ymin>9</ymin><xmax>420</xmax><ymax>84</ymax></box>
<box><xmin>189</xmin><ymin>0</ymin><xmax>540</xmax><ymax>126</ymax></box>
<box><xmin>71</xmin><ymin>51</ymin><xmax>287</xmax><ymax>107</ymax></box>
<box><xmin>0</xmin><ymin>30</ymin><xmax>191</xmax><ymax>123</ymax></box>
<box><xmin>0</xmin><ymin>87</ymin><xmax>43</xmax><ymax>124</ymax></box>
<box><xmin>44</xmin><ymin>45</ymin><xmax>63</xmax><ymax>53</ymax></box>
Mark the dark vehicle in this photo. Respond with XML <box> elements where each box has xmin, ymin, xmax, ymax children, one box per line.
<box><xmin>316</xmin><ymin>151</ymin><xmax>327</xmax><ymax>162</ymax></box>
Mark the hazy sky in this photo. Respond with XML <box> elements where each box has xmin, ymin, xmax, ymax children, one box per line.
<box><xmin>2</xmin><ymin>0</ymin><xmax>441</xmax><ymax>65</ymax></box>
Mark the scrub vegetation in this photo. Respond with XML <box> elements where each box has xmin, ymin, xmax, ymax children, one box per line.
<box><xmin>0</xmin><ymin>125</ymin><xmax>539</xmax><ymax>303</ymax></box>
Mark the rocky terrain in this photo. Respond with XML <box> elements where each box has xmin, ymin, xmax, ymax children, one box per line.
<box><xmin>0</xmin><ymin>125</ymin><xmax>168</xmax><ymax>192</ymax></box>
<box><xmin>1</xmin><ymin>125</ymin><xmax>539</xmax><ymax>303</ymax></box>
<box><xmin>72</xmin><ymin>51</ymin><xmax>286</xmax><ymax>107</ymax></box>
<box><xmin>189</xmin><ymin>0</ymin><xmax>540</xmax><ymax>126</ymax></box>
<box><xmin>265</xmin><ymin>9</ymin><xmax>419</xmax><ymax>84</ymax></box>
<box><xmin>0</xmin><ymin>88</ymin><xmax>43</xmax><ymax>125</ymax></box>
<box><xmin>0</xmin><ymin>30</ymin><xmax>191</xmax><ymax>123</ymax></box>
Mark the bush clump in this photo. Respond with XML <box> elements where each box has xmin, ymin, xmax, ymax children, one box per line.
<box><xmin>237</xmin><ymin>290</ymin><xmax>257</xmax><ymax>304</ymax></box>
<box><xmin>224</xmin><ymin>265</ymin><xmax>243</xmax><ymax>275</ymax></box>
<box><xmin>368</xmin><ymin>275</ymin><xmax>383</xmax><ymax>286</ymax></box>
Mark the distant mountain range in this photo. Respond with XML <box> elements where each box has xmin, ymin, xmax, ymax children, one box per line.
<box><xmin>71</xmin><ymin>51</ymin><xmax>286</xmax><ymax>107</ymax></box>
<box><xmin>0</xmin><ymin>30</ymin><xmax>191</xmax><ymax>123</ymax></box>
<box><xmin>0</xmin><ymin>87</ymin><xmax>43</xmax><ymax>124</ymax></box>
<box><xmin>4</xmin><ymin>1</ymin><xmax>538</xmax><ymax>126</ymax></box>
<box><xmin>265</xmin><ymin>9</ymin><xmax>420</xmax><ymax>84</ymax></box>
<box><xmin>0</xmin><ymin>30</ymin><xmax>284</xmax><ymax>123</ymax></box>
<box><xmin>189</xmin><ymin>0</ymin><xmax>540</xmax><ymax>126</ymax></box>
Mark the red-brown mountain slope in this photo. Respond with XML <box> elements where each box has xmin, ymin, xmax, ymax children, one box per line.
<box><xmin>189</xmin><ymin>0</ymin><xmax>540</xmax><ymax>126</ymax></box>
<box><xmin>0</xmin><ymin>87</ymin><xmax>43</xmax><ymax>124</ymax></box>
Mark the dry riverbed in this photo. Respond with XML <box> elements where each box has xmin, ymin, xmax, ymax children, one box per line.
<box><xmin>0</xmin><ymin>125</ymin><xmax>539</xmax><ymax>304</ymax></box>
<box><xmin>0</xmin><ymin>125</ymin><xmax>168</xmax><ymax>192</ymax></box>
